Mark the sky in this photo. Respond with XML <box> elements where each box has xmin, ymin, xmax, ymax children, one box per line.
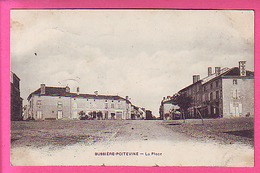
<box><xmin>10</xmin><ymin>10</ymin><xmax>254</xmax><ymax>116</ymax></box>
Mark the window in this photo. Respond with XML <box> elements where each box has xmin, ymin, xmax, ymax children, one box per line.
<box><xmin>37</xmin><ymin>100</ymin><xmax>41</xmax><ymax>108</ymax></box>
<box><xmin>210</xmin><ymin>92</ymin><xmax>213</xmax><ymax>101</ymax></box>
<box><xmin>204</xmin><ymin>86</ymin><xmax>206</xmax><ymax>92</ymax></box>
<box><xmin>105</xmin><ymin>103</ymin><xmax>108</xmax><ymax>109</ymax></box>
<box><xmin>233</xmin><ymin>79</ymin><xmax>238</xmax><ymax>85</ymax></box>
<box><xmin>57</xmin><ymin>101</ymin><xmax>63</xmax><ymax>108</ymax></box>
<box><xmin>210</xmin><ymin>83</ymin><xmax>213</xmax><ymax>90</ymax></box>
<box><xmin>216</xmin><ymin>81</ymin><xmax>219</xmax><ymax>87</ymax></box>
<box><xmin>73</xmin><ymin>102</ymin><xmax>77</xmax><ymax>109</ymax></box>
<box><xmin>205</xmin><ymin>94</ymin><xmax>208</xmax><ymax>101</ymax></box>
<box><xmin>233</xmin><ymin>89</ymin><xmax>238</xmax><ymax>99</ymax></box>
<box><xmin>111</xmin><ymin>103</ymin><xmax>114</xmax><ymax>108</ymax></box>
<box><xmin>216</xmin><ymin>91</ymin><xmax>219</xmax><ymax>100</ymax></box>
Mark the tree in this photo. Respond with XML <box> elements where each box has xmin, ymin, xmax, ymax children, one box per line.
<box><xmin>88</xmin><ymin>111</ymin><xmax>93</xmax><ymax>119</ymax></box>
<box><xmin>79</xmin><ymin>111</ymin><xmax>88</xmax><ymax>120</ymax></box>
<box><xmin>97</xmin><ymin>111</ymin><xmax>103</xmax><ymax>120</ymax></box>
<box><xmin>174</xmin><ymin>93</ymin><xmax>193</xmax><ymax>120</ymax></box>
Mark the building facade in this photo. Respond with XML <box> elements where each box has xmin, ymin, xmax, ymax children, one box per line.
<box><xmin>10</xmin><ymin>72</ymin><xmax>23</xmax><ymax>121</ymax></box>
<box><xmin>159</xmin><ymin>96</ymin><xmax>180</xmax><ymax>120</ymax></box>
<box><xmin>27</xmin><ymin>84</ymin><xmax>134</xmax><ymax>120</ymax></box>
<box><xmin>131</xmin><ymin>105</ymin><xmax>145</xmax><ymax>120</ymax></box>
<box><xmin>161</xmin><ymin>61</ymin><xmax>254</xmax><ymax>119</ymax></box>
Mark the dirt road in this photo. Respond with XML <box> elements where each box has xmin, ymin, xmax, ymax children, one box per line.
<box><xmin>11</xmin><ymin>119</ymin><xmax>254</xmax><ymax>166</ymax></box>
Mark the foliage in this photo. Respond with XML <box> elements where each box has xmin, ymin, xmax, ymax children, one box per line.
<box><xmin>174</xmin><ymin>93</ymin><xmax>193</xmax><ymax>114</ymax></box>
<box><xmin>79</xmin><ymin>111</ymin><xmax>88</xmax><ymax>120</ymax></box>
<box><xmin>97</xmin><ymin>111</ymin><xmax>103</xmax><ymax>120</ymax></box>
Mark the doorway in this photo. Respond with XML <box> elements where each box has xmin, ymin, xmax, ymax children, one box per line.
<box><xmin>36</xmin><ymin>111</ymin><xmax>42</xmax><ymax>120</ymax></box>
<box><xmin>57</xmin><ymin>111</ymin><xmax>63</xmax><ymax>119</ymax></box>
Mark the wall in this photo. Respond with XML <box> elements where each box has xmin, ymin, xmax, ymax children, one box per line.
<box><xmin>201</xmin><ymin>78</ymin><xmax>223</xmax><ymax>118</ymax></box>
<box><xmin>30</xmin><ymin>95</ymin><xmax>131</xmax><ymax>120</ymax></box>
<box><xmin>10</xmin><ymin>73</ymin><xmax>23</xmax><ymax>121</ymax></box>
<box><xmin>70</xmin><ymin>97</ymin><xmax>129</xmax><ymax>120</ymax></box>
<box><xmin>222</xmin><ymin>77</ymin><xmax>254</xmax><ymax>117</ymax></box>
<box><xmin>31</xmin><ymin>95</ymin><xmax>70</xmax><ymax>120</ymax></box>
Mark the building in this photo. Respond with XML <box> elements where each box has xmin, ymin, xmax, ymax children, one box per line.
<box><xmin>10</xmin><ymin>72</ymin><xmax>23</xmax><ymax>121</ymax></box>
<box><xmin>22</xmin><ymin>105</ymin><xmax>30</xmax><ymax>120</ymax></box>
<box><xmin>161</xmin><ymin>61</ymin><xmax>254</xmax><ymax>119</ymax></box>
<box><xmin>160</xmin><ymin>96</ymin><xmax>180</xmax><ymax>120</ymax></box>
<box><xmin>131</xmin><ymin>105</ymin><xmax>145</xmax><ymax>120</ymax></box>
<box><xmin>145</xmin><ymin>110</ymin><xmax>153</xmax><ymax>120</ymax></box>
<box><xmin>27</xmin><ymin>84</ymin><xmax>136</xmax><ymax>120</ymax></box>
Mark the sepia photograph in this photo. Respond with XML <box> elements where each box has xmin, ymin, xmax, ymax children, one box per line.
<box><xmin>10</xmin><ymin>9</ymin><xmax>254</xmax><ymax>166</ymax></box>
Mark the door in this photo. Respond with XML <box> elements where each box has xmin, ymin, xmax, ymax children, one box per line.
<box><xmin>57</xmin><ymin>111</ymin><xmax>63</xmax><ymax>119</ymax></box>
<box><xmin>36</xmin><ymin>111</ymin><xmax>42</xmax><ymax>120</ymax></box>
<box><xmin>105</xmin><ymin>111</ymin><xmax>108</xmax><ymax>119</ymax></box>
<box><xmin>115</xmin><ymin>111</ymin><xmax>123</xmax><ymax>120</ymax></box>
<box><xmin>230</xmin><ymin>102</ymin><xmax>241</xmax><ymax>117</ymax></box>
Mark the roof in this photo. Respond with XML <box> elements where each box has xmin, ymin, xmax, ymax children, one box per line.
<box><xmin>162</xmin><ymin>99</ymin><xmax>175</xmax><ymax>104</ymax></box>
<box><xmin>10</xmin><ymin>71</ymin><xmax>20</xmax><ymax>82</ymax></box>
<box><xmin>202</xmin><ymin>67</ymin><xmax>254</xmax><ymax>85</ymax></box>
<box><xmin>222</xmin><ymin>67</ymin><xmax>254</xmax><ymax>77</ymax></box>
<box><xmin>178</xmin><ymin>67</ymin><xmax>254</xmax><ymax>93</ymax></box>
<box><xmin>27</xmin><ymin>86</ymin><xmax>131</xmax><ymax>103</ymax></box>
<box><xmin>178</xmin><ymin>80</ymin><xmax>201</xmax><ymax>93</ymax></box>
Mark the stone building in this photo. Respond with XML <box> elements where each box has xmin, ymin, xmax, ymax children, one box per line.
<box><xmin>145</xmin><ymin>110</ymin><xmax>153</xmax><ymax>120</ymax></box>
<box><xmin>10</xmin><ymin>72</ymin><xmax>23</xmax><ymax>121</ymax></box>
<box><xmin>27</xmin><ymin>84</ymin><xmax>134</xmax><ymax>120</ymax></box>
<box><xmin>161</xmin><ymin>61</ymin><xmax>254</xmax><ymax>119</ymax></box>
<box><xmin>159</xmin><ymin>96</ymin><xmax>180</xmax><ymax>120</ymax></box>
<box><xmin>131</xmin><ymin>105</ymin><xmax>145</xmax><ymax>120</ymax></box>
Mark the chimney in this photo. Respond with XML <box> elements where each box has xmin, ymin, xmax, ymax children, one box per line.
<box><xmin>77</xmin><ymin>87</ymin><xmax>79</xmax><ymax>95</ymax></box>
<box><xmin>193</xmin><ymin>75</ymin><xmax>197</xmax><ymax>83</ymax></box>
<box><xmin>94</xmin><ymin>91</ymin><xmax>98</xmax><ymax>96</ymax></box>
<box><xmin>239</xmin><ymin>61</ymin><xmax>246</xmax><ymax>76</ymax></box>
<box><xmin>126</xmin><ymin>96</ymin><xmax>129</xmax><ymax>100</ymax></box>
<box><xmin>40</xmin><ymin>84</ymin><xmax>45</xmax><ymax>95</ymax></box>
<box><xmin>65</xmin><ymin>85</ymin><xmax>70</xmax><ymax>93</ymax></box>
<box><xmin>197</xmin><ymin>75</ymin><xmax>200</xmax><ymax>81</ymax></box>
<box><xmin>163</xmin><ymin>97</ymin><xmax>165</xmax><ymax>100</ymax></box>
<box><xmin>193</xmin><ymin>75</ymin><xmax>200</xmax><ymax>83</ymax></box>
<box><xmin>208</xmin><ymin>67</ymin><xmax>212</xmax><ymax>76</ymax></box>
<box><xmin>215</xmin><ymin>67</ymin><xmax>221</xmax><ymax>75</ymax></box>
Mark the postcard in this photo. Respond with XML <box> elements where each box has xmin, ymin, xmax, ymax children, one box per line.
<box><xmin>9</xmin><ymin>9</ymin><xmax>255</xmax><ymax>167</ymax></box>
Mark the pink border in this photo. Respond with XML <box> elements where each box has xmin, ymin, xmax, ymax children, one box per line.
<box><xmin>1</xmin><ymin>0</ymin><xmax>259</xmax><ymax>172</ymax></box>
